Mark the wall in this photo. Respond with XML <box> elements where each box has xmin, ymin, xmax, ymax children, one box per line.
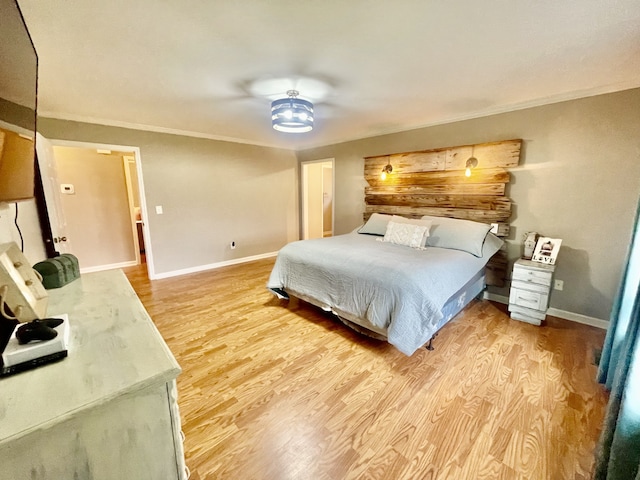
<box><xmin>0</xmin><ymin>97</ymin><xmax>36</xmax><ymax>132</ymax></box>
<box><xmin>304</xmin><ymin>162</ymin><xmax>324</xmax><ymax>239</ymax></box>
<box><xmin>53</xmin><ymin>146</ymin><xmax>136</xmax><ymax>270</ymax></box>
<box><xmin>126</xmin><ymin>156</ymin><xmax>141</xmax><ymax>210</ymax></box>
<box><xmin>0</xmin><ymin>200</ymin><xmax>46</xmax><ymax>264</ymax></box>
<box><xmin>297</xmin><ymin>88</ymin><xmax>640</xmax><ymax>321</ymax></box>
<box><xmin>37</xmin><ymin>119</ymin><xmax>299</xmax><ymax>277</ymax></box>
<box><xmin>323</xmin><ymin>165</ymin><xmax>333</xmax><ymax>235</ymax></box>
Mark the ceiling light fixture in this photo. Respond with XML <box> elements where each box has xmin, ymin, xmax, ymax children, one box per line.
<box><xmin>271</xmin><ymin>90</ymin><xmax>314</xmax><ymax>133</ymax></box>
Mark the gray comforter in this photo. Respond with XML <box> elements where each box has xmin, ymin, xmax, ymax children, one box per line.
<box><xmin>267</xmin><ymin>232</ymin><xmax>500</xmax><ymax>355</ymax></box>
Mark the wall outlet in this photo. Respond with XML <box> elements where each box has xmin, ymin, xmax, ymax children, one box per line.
<box><xmin>60</xmin><ymin>184</ymin><xmax>75</xmax><ymax>195</ymax></box>
<box><xmin>230</xmin><ymin>241</ymin><xmax>236</xmax><ymax>250</ymax></box>
<box><xmin>554</xmin><ymin>279</ymin><xmax>564</xmax><ymax>291</ymax></box>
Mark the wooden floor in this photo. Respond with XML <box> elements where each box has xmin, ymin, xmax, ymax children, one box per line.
<box><xmin>124</xmin><ymin>258</ymin><xmax>608</xmax><ymax>480</ymax></box>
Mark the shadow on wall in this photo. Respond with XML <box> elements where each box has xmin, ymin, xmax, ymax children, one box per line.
<box><xmin>553</xmin><ymin>246</ymin><xmax>612</xmax><ymax>320</ymax></box>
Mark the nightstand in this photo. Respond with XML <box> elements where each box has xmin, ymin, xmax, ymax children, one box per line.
<box><xmin>508</xmin><ymin>258</ymin><xmax>555</xmax><ymax>325</ymax></box>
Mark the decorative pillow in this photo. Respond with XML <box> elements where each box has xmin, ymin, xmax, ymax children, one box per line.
<box><xmin>380</xmin><ymin>221</ymin><xmax>429</xmax><ymax>249</ymax></box>
<box><xmin>390</xmin><ymin>215</ymin><xmax>432</xmax><ymax>247</ymax></box>
<box><xmin>358</xmin><ymin>213</ymin><xmax>393</xmax><ymax>236</ymax></box>
<box><xmin>421</xmin><ymin>215</ymin><xmax>493</xmax><ymax>257</ymax></box>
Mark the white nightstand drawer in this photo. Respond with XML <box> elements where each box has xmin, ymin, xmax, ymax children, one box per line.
<box><xmin>509</xmin><ymin>311</ymin><xmax>543</xmax><ymax>326</ymax></box>
<box><xmin>512</xmin><ymin>265</ymin><xmax>553</xmax><ymax>286</ymax></box>
<box><xmin>511</xmin><ymin>279</ymin><xmax>550</xmax><ymax>294</ymax></box>
<box><xmin>508</xmin><ymin>303</ymin><xmax>547</xmax><ymax>321</ymax></box>
<box><xmin>509</xmin><ymin>287</ymin><xmax>549</xmax><ymax>311</ymax></box>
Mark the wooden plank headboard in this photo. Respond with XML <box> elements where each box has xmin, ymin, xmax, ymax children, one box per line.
<box><xmin>363</xmin><ymin>139</ymin><xmax>522</xmax><ymax>287</ymax></box>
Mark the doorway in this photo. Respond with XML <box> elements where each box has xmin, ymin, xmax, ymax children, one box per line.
<box><xmin>301</xmin><ymin>159</ymin><xmax>334</xmax><ymax>240</ymax></box>
<box><xmin>36</xmin><ymin>136</ymin><xmax>153</xmax><ymax>275</ymax></box>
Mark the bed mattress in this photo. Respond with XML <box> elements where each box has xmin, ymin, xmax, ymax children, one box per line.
<box><xmin>268</xmin><ymin>232</ymin><xmax>499</xmax><ymax>355</ymax></box>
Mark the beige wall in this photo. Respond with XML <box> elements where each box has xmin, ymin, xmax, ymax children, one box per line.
<box><xmin>323</xmin><ymin>165</ymin><xmax>333</xmax><ymax>234</ymax></box>
<box><xmin>37</xmin><ymin>119</ymin><xmax>299</xmax><ymax>276</ymax></box>
<box><xmin>0</xmin><ymin>97</ymin><xmax>36</xmax><ymax>132</ymax></box>
<box><xmin>126</xmin><ymin>156</ymin><xmax>141</xmax><ymax>209</ymax></box>
<box><xmin>0</xmin><ymin>200</ymin><xmax>46</xmax><ymax>263</ymax></box>
<box><xmin>297</xmin><ymin>88</ymin><xmax>640</xmax><ymax>321</ymax></box>
<box><xmin>53</xmin><ymin>146</ymin><xmax>135</xmax><ymax>269</ymax></box>
<box><xmin>304</xmin><ymin>162</ymin><xmax>324</xmax><ymax>239</ymax></box>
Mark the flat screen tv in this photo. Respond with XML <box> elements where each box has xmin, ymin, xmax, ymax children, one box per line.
<box><xmin>0</xmin><ymin>0</ymin><xmax>38</xmax><ymax>203</ymax></box>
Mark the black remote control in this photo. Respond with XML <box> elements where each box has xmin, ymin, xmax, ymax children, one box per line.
<box><xmin>15</xmin><ymin>320</ymin><xmax>58</xmax><ymax>345</ymax></box>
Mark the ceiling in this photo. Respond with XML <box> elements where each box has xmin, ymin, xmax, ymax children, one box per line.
<box><xmin>17</xmin><ymin>0</ymin><xmax>640</xmax><ymax>150</ymax></box>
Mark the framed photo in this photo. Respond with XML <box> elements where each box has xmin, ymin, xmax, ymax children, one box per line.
<box><xmin>531</xmin><ymin>237</ymin><xmax>562</xmax><ymax>265</ymax></box>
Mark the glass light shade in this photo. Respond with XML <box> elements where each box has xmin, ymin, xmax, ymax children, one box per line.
<box><xmin>464</xmin><ymin>157</ymin><xmax>478</xmax><ymax>177</ymax></box>
<box><xmin>380</xmin><ymin>163</ymin><xmax>393</xmax><ymax>180</ymax></box>
<box><xmin>271</xmin><ymin>97</ymin><xmax>314</xmax><ymax>133</ymax></box>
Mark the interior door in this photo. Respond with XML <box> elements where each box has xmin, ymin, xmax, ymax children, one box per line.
<box><xmin>35</xmin><ymin>133</ymin><xmax>71</xmax><ymax>254</ymax></box>
<box><xmin>123</xmin><ymin>155</ymin><xmax>142</xmax><ymax>265</ymax></box>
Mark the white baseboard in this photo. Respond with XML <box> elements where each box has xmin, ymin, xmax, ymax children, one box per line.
<box><xmin>546</xmin><ymin>308</ymin><xmax>609</xmax><ymax>330</ymax></box>
<box><xmin>80</xmin><ymin>260</ymin><xmax>138</xmax><ymax>274</ymax></box>
<box><xmin>482</xmin><ymin>292</ymin><xmax>608</xmax><ymax>330</ymax></box>
<box><xmin>151</xmin><ymin>251</ymin><xmax>278</xmax><ymax>280</ymax></box>
<box><xmin>483</xmin><ymin>292</ymin><xmax>509</xmax><ymax>304</ymax></box>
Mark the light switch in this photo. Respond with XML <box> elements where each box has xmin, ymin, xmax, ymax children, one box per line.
<box><xmin>155</xmin><ymin>205</ymin><xmax>163</xmax><ymax>215</ymax></box>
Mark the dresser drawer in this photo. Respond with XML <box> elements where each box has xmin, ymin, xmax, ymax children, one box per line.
<box><xmin>508</xmin><ymin>303</ymin><xmax>547</xmax><ymax>321</ymax></box>
<box><xmin>509</xmin><ymin>310</ymin><xmax>543</xmax><ymax>326</ymax></box>
<box><xmin>511</xmin><ymin>279</ymin><xmax>550</xmax><ymax>294</ymax></box>
<box><xmin>509</xmin><ymin>287</ymin><xmax>549</xmax><ymax>311</ymax></box>
<box><xmin>512</xmin><ymin>265</ymin><xmax>553</xmax><ymax>286</ymax></box>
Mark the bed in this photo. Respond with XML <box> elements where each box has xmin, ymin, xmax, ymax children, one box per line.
<box><xmin>267</xmin><ymin>214</ymin><xmax>503</xmax><ymax>355</ymax></box>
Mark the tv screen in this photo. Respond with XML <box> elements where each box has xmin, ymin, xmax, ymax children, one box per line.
<box><xmin>0</xmin><ymin>0</ymin><xmax>38</xmax><ymax>202</ymax></box>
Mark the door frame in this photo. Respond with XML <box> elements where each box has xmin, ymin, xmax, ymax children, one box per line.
<box><xmin>300</xmin><ymin>158</ymin><xmax>335</xmax><ymax>240</ymax></box>
<box><xmin>43</xmin><ymin>138</ymin><xmax>156</xmax><ymax>279</ymax></box>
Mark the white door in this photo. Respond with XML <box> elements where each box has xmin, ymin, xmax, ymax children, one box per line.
<box><xmin>35</xmin><ymin>133</ymin><xmax>72</xmax><ymax>254</ymax></box>
<box><xmin>123</xmin><ymin>155</ymin><xmax>142</xmax><ymax>265</ymax></box>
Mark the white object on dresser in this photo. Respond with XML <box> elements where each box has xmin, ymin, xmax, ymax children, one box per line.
<box><xmin>0</xmin><ymin>270</ymin><xmax>188</xmax><ymax>480</ymax></box>
<box><xmin>508</xmin><ymin>258</ymin><xmax>556</xmax><ymax>325</ymax></box>
<box><xmin>1</xmin><ymin>314</ymin><xmax>69</xmax><ymax>369</ymax></box>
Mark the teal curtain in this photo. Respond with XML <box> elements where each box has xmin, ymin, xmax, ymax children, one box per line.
<box><xmin>595</xmin><ymin>200</ymin><xmax>640</xmax><ymax>480</ymax></box>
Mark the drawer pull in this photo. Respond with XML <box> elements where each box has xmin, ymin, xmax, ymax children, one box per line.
<box><xmin>518</xmin><ymin>296</ymin><xmax>537</xmax><ymax>303</ymax></box>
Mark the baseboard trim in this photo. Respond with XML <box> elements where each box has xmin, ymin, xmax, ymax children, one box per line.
<box><xmin>81</xmin><ymin>260</ymin><xmax>138</xmax><ymax>274</ymax></box>
<box><xmin>483</xmin><ymin>292</ymin><xmax>509</xmax><ymax>304</ymax></box>
<box><xmin>482</xmin><ymin>292</ymin><xmax>608</xmax><ymax>330</ymax></box>
<box><xmin>151</xmin><ymin>251</ymin><xmax>278</xmax><ymax>280</ymax></box>
<box><xmin>546</xmin><ymin>308</ymin><xmax>609</xmax><ymax>330</ymax></box>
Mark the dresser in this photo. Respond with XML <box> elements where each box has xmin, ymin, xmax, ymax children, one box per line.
<box><xmin>508</xmin><ymin>258</ymin><xmax>556</xmax><ymax>325</ymax></box>
<box><xmin>0</xmin><ymin>270</ymin><xmax>187</xmax><ymax>480</ymax></box>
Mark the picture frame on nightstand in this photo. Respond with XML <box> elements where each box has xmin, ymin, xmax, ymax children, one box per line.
<box><xmin>531</xmin><ymin>237</ymin><xmax>562</xmax><ymax>265</ymax></box>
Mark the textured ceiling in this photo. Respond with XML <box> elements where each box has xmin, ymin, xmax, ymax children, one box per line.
<box><xmin>17</xmin><ymin>0</ymin><xmax>640</xmax><ymax>150</ymax></box>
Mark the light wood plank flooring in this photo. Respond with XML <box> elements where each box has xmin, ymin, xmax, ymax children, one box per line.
<box><xmin>124</xmin><ymin>258</ymin><xmax>608</xmax><ymax>480</ymax></box>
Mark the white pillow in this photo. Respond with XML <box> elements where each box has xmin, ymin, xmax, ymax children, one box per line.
<box><xmin>390</xmin><ymin>215</ymin><xmax>432</xmax><ymax>247</ymax></box>
<box><xmin>358</xmin><ymin>213</ymin><xmax>393</xmax><ymax>236</ymax></box>
<box><xmin>421</xmin><ymin>215</ymin><xmax>493</xmax><ymax>257</ymax></box>
<box><xmin>482</xmin><ymin>232</ymin><xmax>504</xmax><ymax>258</ymax></box>
<box><xmin>380</xmin><ymin>221</ymin><xmax>429</xmax><ymax>249</ymax></box>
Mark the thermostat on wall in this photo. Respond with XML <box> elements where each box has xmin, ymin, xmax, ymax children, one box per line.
<box><xmin>60</xmin><ymin>184</ymin><xmax>75</xmax><ymax>194</ymax></box>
